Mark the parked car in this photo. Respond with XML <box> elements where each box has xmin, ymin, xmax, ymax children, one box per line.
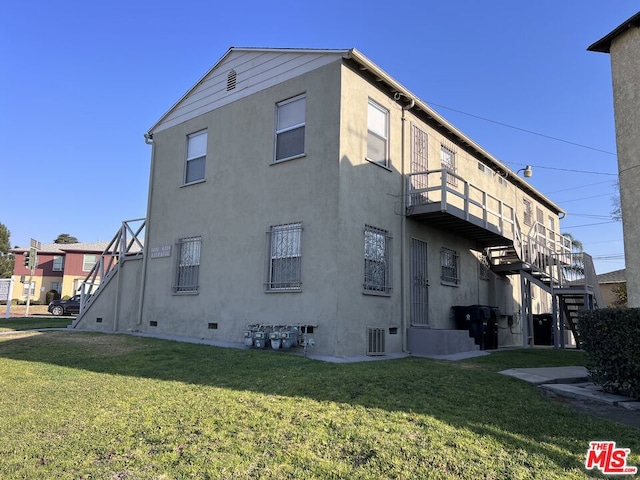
<box><xmin>48</xmin><ymin>295</ymin><xmax>81</xmax><ymax>316</ymax></box>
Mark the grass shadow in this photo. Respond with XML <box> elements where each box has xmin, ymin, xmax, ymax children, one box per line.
<box><xmin>0</xmin><ymin>330</ymin><xmax>637</xmax><ymax>475</ymax></box>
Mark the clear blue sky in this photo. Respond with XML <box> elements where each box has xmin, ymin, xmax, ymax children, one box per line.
<box><xmin>1</xmin><ymin>1</ymin><xmax>635</xmax><ymax>274</ymax></box>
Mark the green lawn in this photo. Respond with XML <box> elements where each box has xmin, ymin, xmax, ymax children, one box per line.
<box><xmin>0</xmin><ymin>331</ymin><xmax>637</xmax><ymax>479</ymax></box>
<box><xmin>0</xmin><ymin>316</ymin><xmax>72</xmax><ymax>332</ymax></box>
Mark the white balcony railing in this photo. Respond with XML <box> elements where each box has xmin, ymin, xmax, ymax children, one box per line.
<box><xmin>407</xmin><ymin>169</ymin><xmax>515</xmax><ymax>240</ymax></box>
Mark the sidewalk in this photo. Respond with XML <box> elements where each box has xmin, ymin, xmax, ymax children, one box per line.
<box><xmin>500</xmin><ymin>366</ymin><xmax>640</xmax><ymax>412</ymax></box>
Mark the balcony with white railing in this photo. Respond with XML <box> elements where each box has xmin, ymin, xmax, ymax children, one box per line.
<box><xmin>406</xmin><ymin>169</ymin><xmax>516</xmax><ymax>248</ymax></box>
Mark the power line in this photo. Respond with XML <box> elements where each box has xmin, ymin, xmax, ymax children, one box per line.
<box><xmin>565</xmin><ymin>213</ymin><xmax>614</xmax><ymax>220</ymax></box>
<box><xmin>425</xmin><ymin>101</ymin><xmax>618</xmax><ymax>156</ymax></box>
<box><xmin>558</xmin><ymin>193</ymin><xmax>612</xmax><ymax>204</ymax></box>
<box><xmin>544</xmin><ymin>180</ymin><xmax>615</xmax><ymax>195</ymax></box>
<box><xmin>528</xmin><ymin>164</ymin><xmax>617</xmax><ymax>176</ymax></box>
<box><xmin>561</xmin><ymin>220</ymin><xmax>619</xmax><ymax>228</ymax></box>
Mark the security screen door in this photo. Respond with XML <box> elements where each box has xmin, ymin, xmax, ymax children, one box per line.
<box><xmin>410</xmin><ymin>238</ymin><xmax>429</xmax><ymax>326</ymax></box>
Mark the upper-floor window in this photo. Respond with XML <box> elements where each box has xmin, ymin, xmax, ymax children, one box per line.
<box><xmin>185</xmin><ymin>131</ymin><xmax>207</xmax><ymax>184</ymax></box>
<box><xmin>367</xmin><ymin>99</ymin><xmax>389</xmax><ymax>167</ymax></box>
<box><xmin>173</xmin><ymin>237</ymin><xmax>201</xmax><ymax>293</ymax></box>
<box><xmin>265</xmin><ymin>223</ymin><xmax>302</xmax><ymax>291</ymax></box>
<box><xmin>364</xmin><ymin>225</ymin><xmax>392</xmax><ymax>295</ymax></box>
<box><xmin>83</xmin><ymin>255</ymin><xmax>97</xmax><ymax>272</ymax></box>
<box><xmin>275</xmin><ymin>94</ymin><xmax>306</xmax><ymax>162</ymax></box>
<box><xmin>548</xmin><ymin>216</ymin><xmax>555</xmax><ymax>232</ymax></box>
<box><xmin>523</xmin><ymin>198</ymin><xmax>533</xmax><ymax>226</ymax></box>
<box><xmin>440</xmin><ymin>145</ymin><xmax>457</xmax><ymax>186</ymax></box>
<box><xmin>52</xmin><ymin>255</ymin><xmax>64</xmax><ymax>271</ymax></box>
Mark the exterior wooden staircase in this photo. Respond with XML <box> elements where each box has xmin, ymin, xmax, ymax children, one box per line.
<box><xmin>486</xmin><ymin>221</ymin><xmax>604</xmax><ymax>347</ymax></box>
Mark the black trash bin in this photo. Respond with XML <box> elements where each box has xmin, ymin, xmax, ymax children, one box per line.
<box><xmin>452</xmin><ymin>305</ymin><xmax>499</xmax><ymax>350</ymax></box>
<box><xmin>483</xmin><ymin>307</ymin><xmax>500</xmax><ymax>350</ymax></box>
<box><xmin>533</xmin><ymin>314</ymin><xmax>554</xmax><ymax>346</ymax></box>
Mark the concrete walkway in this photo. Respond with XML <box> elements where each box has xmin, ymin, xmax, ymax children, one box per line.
<box><xmin>500</xmin><ymin>367</ymin><xmax>640</xmax><ymax>411</ymax></box>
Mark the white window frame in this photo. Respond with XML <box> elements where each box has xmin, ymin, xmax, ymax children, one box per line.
<box><xmin>364</xmin><ymin>225</ymin><xmax>392</xmax><ymax>295</ymax></box>
<box><xmin>367</xmin><ymin>99</ymin><xmax>389</xmax><ymax>168</ymax></box>
<box><xmin>50</xmin><ymin>281</ymin><xmax>62</xmax><ymax>293</ymax></box>
<box><xmin>265</xmin><ymin>223</ymin><xmax>302</xmax><ymax>292</ymax></box>
<box><xmin>52</xmin><ymin>255</ymin><xmax>64</xmax><ymax>271</ymax></box>
<box><xmin>173</xmin><ymin>237</ymin><xmax>201</xmax><ymax>294</ymax></box>
<box><xmin>274</xmin><ymin>94</ymin><xmax>306</xmax><ymax>163</ymax></box>
<box><xmin>23</xmin><ymin>281</ymin><xmax>36</xmax><ymax>296</ymax></box>
<box><xmin>441</xmin><ymin>247</ymin><xmax>460</xmax><ymax>286</ymax></box>
<box><xmin>82</xmin><ymin>254</ymin><xmax>97</xmax><ymax>272</ymax></box>
<box><xmin>185</xmin><ymin>130</ymin><xmax>207</xmax><ymax>185</ymax></box>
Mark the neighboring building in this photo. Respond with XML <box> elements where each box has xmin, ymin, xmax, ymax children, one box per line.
<box><xmin>588</xmin><ymin>11</ymin><xmax>640</xmax><ymax>307</ymax></box>
<box><xmin>597</xmin><ymin>268</ymin><xmax>626</xmax><ymax>307</ymax></box>
<box><xmin>73</xmin><ymin>48</ymin><xmax>602</xmax><ymax>358</ymax></box>
<box><xmin>10</xmin><ymin>242</ymin><xmax>108</xmax><ymax>303</ymax></box>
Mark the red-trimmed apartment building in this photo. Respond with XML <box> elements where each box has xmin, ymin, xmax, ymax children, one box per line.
<box><xmin>10</xmin><ymin>242</ymin><xmax>108</xmax><ymax>303</ymax></box>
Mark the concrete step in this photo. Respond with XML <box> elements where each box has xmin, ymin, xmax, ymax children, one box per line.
<box><xmin>407</xmin><ymin>327</ymin><xmax>480</xmax><ymax>356</ymax></box>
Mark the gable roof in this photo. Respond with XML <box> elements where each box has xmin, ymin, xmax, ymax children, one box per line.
<box><xmin>11</xmin><ymin>242</ymin><xmax>109</xmax><ymax>255</ymax></box>
<box><xmin>147</xmin><ymin>46</ymin><xmax>563</xmax><ymax>214</ymax></box>
<box><xmin>588</xmin><ymin>11</ymin><xmax>640</xmax><ymax>53</ymax></box>
<box><xmin>597</xmin><ymin>268</ymin><xmax>626</xmax><ymax>284</ymax></box>
<box><xmin>148</xmin><ymin>47</ymin><xmax>349</xmax><ymax>135</ymax></box>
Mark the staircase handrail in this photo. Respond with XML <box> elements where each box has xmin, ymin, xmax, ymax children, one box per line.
<box><xmin>78</xmin><ymin>218</ymin><xmax>145</xmax><ymax>316</ymax></box>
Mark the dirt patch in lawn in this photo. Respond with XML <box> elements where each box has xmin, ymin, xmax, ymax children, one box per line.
<box><xmin>47</xmin><ymin>332</ymin><xmax>140</xmax><ymax>356</ymax></box>
<box><xmin>544</xmin><ymin>390</ymin><xmax>640</xmax><ymax>430</ymax></box>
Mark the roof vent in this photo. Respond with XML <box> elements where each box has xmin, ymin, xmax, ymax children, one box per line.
<box><xmin>227</xmin><ymin>69</ymin><xmax>237</xmax><ymax>91</ymax></box>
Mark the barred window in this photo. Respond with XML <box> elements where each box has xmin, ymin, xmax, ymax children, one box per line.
<box><xmin>523</xmin><ymin>198</ymin><xmax>533</xmax><ymax>226</ymax></box>
<box><xmin>479</xmin><ymin>252</ymin><xmax>490</xmax><ymax>281</ymax></box>
<box><xmin>275</xmin><ymin>95</ymin><xmax>306</xmax><ymax>162</ymax></box>
<box><xmin>440</xmin><ymin>145</ymin><xmax>457</xmax><ymax>186</ymax></box>
<box><xmin>441</xmin><ymin>247</ymin><xmax>460</xmax><ymax>286</ymax></box>
<box><xmin>173</xmin><ymin>237</ymin><xmax>201</xmax><ymax>293</ymax></box>
<box><xmin>364</xmin><ymin>225</ymin><xmax>392</xmax><ymax>295</ymax></box>
<box><xmin>265</xmin><ymin>223</ymin><xmax>302</xmax><ymax>291</ymax></box>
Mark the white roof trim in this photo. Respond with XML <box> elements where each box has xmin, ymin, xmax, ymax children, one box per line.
<box><xmin>147</xmin><ymin>47</ymin><xmax>350</xmax><ymax>135</ymax></box>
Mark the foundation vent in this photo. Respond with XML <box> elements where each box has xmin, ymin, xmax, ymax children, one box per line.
<box><xmin>366</xmin><ymin>327</ymin><xmax>386</xmax><ymax>356</ymax></box>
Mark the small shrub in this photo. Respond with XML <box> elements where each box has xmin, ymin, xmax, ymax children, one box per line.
<box><xmin>578</xmin><ymin>308</ymin><xmax>640</xmax><ymax>399</ymax></box>
<box><xmin>45</xmin><ymin>290</ymin><xmax>60</xmax><ymax>304</ymax></box>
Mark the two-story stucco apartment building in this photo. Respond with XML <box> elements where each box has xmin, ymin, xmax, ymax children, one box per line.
<box><xmin>10</xmin><ymin>242</ymin><xmax>108</xmax><ymax>303</ymax></box>
<box><xmin>73</xmin><ymin>48</ymin><xmax>602</xmax><ymax>358</ymax></box>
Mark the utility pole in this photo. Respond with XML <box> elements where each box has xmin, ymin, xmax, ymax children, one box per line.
<box><xmin>23</xmin><ymin>239</ymin><xmax>41</xmax><ymax>317</ymax></box>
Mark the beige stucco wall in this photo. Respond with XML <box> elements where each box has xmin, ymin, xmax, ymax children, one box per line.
<box><xmin>609</xmin><ymin>27</ymin><xmax>640</xmax><ymax>307</ymax></box>
<box><xmin>140</xmin><ymin>61</ymin><xmax>345</xmax><ymax>353</ymax></box>
<box><xmin>119</xmin><ymin>55</ymin><xmax>560</xmax><ymax>357</ymax></box>
<box><xmin>74</xmin><ymin>258</ymin><xmax>142</xmax><ymax>332</ymax></box>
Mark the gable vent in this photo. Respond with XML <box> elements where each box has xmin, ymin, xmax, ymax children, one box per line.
<box><xmin>226</xmin><ymin>69</ymin><xmax>237</xmax><ymax>91</ymax></box>
<box><xmin>366</xmin><ymin>327</ymin><xmax>386</xmax><ymax>356</ymax></box>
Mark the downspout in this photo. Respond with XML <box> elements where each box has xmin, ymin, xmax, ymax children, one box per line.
<box><xmin>136</xmin><ymin>133</ymin><xmax>155</xmax><ymax>328</ymax></box>
<box><xmin>399</xmin><ymin>95</ymin><xmax>415</xmax><ymax>353</ymax></box>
